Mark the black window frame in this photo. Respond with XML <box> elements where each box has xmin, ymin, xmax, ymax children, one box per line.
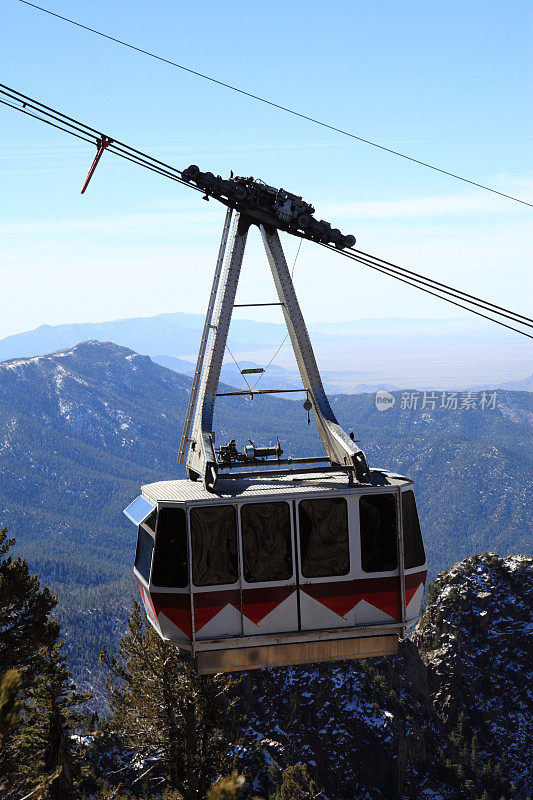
<box><xmin>151</xmin><ymin>506</ymin><xmax>189</xmax><ymax>588</ymax></box>
<box><xmin>134</xmin><ymin>525</ymin><xmax>154</xmax><ymax>584</ymax></box>
<box><xmin>190</xmin><ymin>503</ymin><xmax>239</xmax><ymax>587</ymax></box>
<box><xmin>240</xmin><ymin>500</ymin><xmax>294</xmax><ymax>584</ymax></box>
<box><xmin>402</xmin><ymin>490</ymin><xmax>426</xmax><ymax>569</ymax></box>
<box><xmin>298</xmin><ymin>496</ymin><xmax>351</xmax><ymax>579</ymax></box>
<box><xmin>359</xmin><ymin>492</ymin><xmax>398</xmax><ymax>574</ymax></box>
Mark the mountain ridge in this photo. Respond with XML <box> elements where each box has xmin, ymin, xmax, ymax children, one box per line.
<box><xmin>1</xmin><ymin>312</ymin><xmax>530</xmax><ymax>392</ymax></box>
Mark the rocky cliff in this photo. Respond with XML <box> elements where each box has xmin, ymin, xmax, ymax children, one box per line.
<box><xmin>234</xmin><ymin>553</ymin><xmax>532</xmax><ymax>800</ymax></box>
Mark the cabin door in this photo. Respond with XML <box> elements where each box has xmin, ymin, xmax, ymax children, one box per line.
<box><xmin>295</xmin><ymin>495</ymin><xmax>355</xmax><ymax>631</ymax></box>
<box><xmin>238</xmin><ymin>499</ymin><xmax>298</xmax><ymax>636</ymax></box>
<box><xmin>189</xmin><ymin>503</ymin><xmax>242</xmax><ymax>640</ymax></box>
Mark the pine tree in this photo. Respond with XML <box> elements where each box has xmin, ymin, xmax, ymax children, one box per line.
<box><xmin>273</xmin><ymin>764</ymin><xmax>321</xmax><ymax>800</ymax></box>
<box><xmin>11</xmin><ymin>641</ymin><xmax>90</xmax><ymax>799</ymax></box>
<box><xmin>0</xmin><ymin>529</ymin><xmax>86</xmax><ymax>799</ymax></box>
<box><xmin>0</xmin><ymin>528</ymin><xmax>58</xmax><ymax>683</ymax></box>
<box><xmin>100</xmin><ymin>602</ymin><xmax>235</xmax><ymax>799</ymax></box>
<box><xmin>0</xmin><ymin>669</ymin><xmax>22</xmax><ymax>743</ymax></box>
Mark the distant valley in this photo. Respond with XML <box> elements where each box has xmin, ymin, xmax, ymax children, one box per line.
<box><xmin>1</xmin><ymin>311</ymin><xmax>531</xmax><ymax>393</ymax></box>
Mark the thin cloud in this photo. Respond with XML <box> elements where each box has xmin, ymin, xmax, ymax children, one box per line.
<box><xmin>321</xmin><ymin>186</ymin><xmax>533</xmax><ymax>219</ymax></box>
<box><xmin>0</xmin><ymin>209</ymin><xmax>222</xmax><ymax>237</ymax></box>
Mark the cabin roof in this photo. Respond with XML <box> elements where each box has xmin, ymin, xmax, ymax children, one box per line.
<box><xmin>142</xmin><ymin>468</ymin><xmax>412</xmax><ymax>504</ymax></box>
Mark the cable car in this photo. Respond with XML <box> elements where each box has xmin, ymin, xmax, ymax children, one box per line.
<box><xmin>124</xmin><ymin>185</ymin><xmax>427</xmax><ymax>673</ymax></box>
<box><xmin>125</xmin><ymin>469</ymin><xmax>426</xmax><ymax>674</ymax></box>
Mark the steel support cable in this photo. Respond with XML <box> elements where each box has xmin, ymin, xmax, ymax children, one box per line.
<box><xmin>320</xmin><ymin>243</ymin><xmax>533</xmax><ymax>339</ymax></box>
<box><xmin>340</xmin><ymin>248</ymin><xmax>533</xmax><ymax>329</ymax></box>
<box><xmin>0</xmin><ymin>84</ymin><xmax>203</xmax><ymax>191</ymax></box>
<box><xmin>0</xmin><ymin>95</ymin><xmax>188</xmax><ymax>186</ymax></box>
<box><xmin>332</xmin><ymin>246</ymin><xmax>533</xmax><ymax>337</ymax></box>
<box><xmin>15</xmin><ymin>0</ymin><xmax>533</xmax><ymax>209</ymax></box>
<box><xmin>0</xmin><ymin>97</ymin><xmax>96</xmax><ymax>146</ymax></box>
<box><xmin>348</xmin><ymin>246</ymin><xmax>533</xmax><ymax>326</ymax></box>
<box><xmin>0</xmin><ymin>83</ymin><xmax>188</xmax><ymax>179</ymax></box>
<box><xmin>336</xmin><ymin>251</ymin><xmax>533</xmax><ymax>330</ymax></box>
<box><xmin>224</xmin><ymin>345</ymin><xmax>252</xmax><ymax>392</ymax></box>
<box><xmin>2</xmin><ymin>84</ymin><xmax>530</xmax><ymax>339</ymax></box>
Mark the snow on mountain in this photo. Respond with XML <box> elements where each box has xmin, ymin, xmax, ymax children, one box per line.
<box><xmin>232</xmin><ymin>554</ymin><xmax>532</xmax><ymax>799</ymax></box>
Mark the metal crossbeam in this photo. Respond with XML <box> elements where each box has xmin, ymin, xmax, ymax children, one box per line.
<box><xmin>217</xmin><ymin>464</ymin><xmax>356</xmax><ymax>481</ymax></box>
<box><xmin>215</xmin><ymin>388</ymin><xmax>306</xmax><ymax>397</ymax></box>
<box><xmin>233</xmin><ymin>302</ymin><xmax>284</xmax><ymax>307</ymax></box>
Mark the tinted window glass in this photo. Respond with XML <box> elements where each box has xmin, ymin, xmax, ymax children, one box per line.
<box><xmin>134</xmin><ymin>526</ymin><xmax>154</xmax><ymax>583</ymax></box>
<box><xmin>241</xmin><ymin>502</ymin><xmax>293</xmax><ymax>583</ymax></box>
<box><xmin>190</xmin><ymin>505</ymin><xmax>238</xmax><ymax>586</ymax></box>
<box><xmin>143</xmin><ymin>509</ymin><xmax>157</xmax><ymax>534</ymax></box>
<box><xmin>360</xmin><ymin>494</ymin><xmax>398</xmax><ymax>573</ymax></box>
<box><xmin>152</xmin><ymin>507</ymin><xmax>188</xmax><ymax>588</ymax></box>
<box><xmin>402</xmin><ymin>491</ymin><xmax>425</xmax><ymax>568</ymax></box>
<box><xmin>299</xmin><ymin>498</ymin><xmax>350</xmax><ymax>578</ymax></box>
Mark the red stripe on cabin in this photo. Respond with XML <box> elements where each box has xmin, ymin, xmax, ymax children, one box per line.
<box><xmin>136</xmin><ymin>577</ymin><xmax>157</xmax><ymax>618</ymax></box>
<box><xmin>301</xmin><ymin>571</ymin><xmax>427</xmax><ymax>620</ymax></box>
<box><xmin>367</xmin><ymin>587</ymin><xmax>402</xmax><ymax>620</ymax></box>
<box><xmin>151</xmin><ymin>591</ymin><xmax>192</xmax><ymax>639</ymax></box>
<box><xmin>193</xmin><ymin>589</ymin><xmax>241</xmax><ymax>632</ymax></box>
<box><xmin>139</xmin><ymin>571</ymin><xmax>427</xmax><ymax>636</ymax></box>
<box><xmin>242</xmin><ymin>586</ymin><xmax>295</xmax><ymax>625</ymax></box>
<box><xmin>405</xmin><ymin>570</ymin><xmax>427</xmax><ymax>605</ymax></box>
<box><xmin>301</xmin><ymin>580</ymin><xmax>362</xmax><ymax>618</ymax></box>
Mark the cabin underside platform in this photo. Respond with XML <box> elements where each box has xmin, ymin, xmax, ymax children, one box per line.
<box><xmin>166</xmin><ymin>624</ymin><xmax>402</xmax><ymax>674</ymax></box>
<box><xmin>192</xmin><ymin>633</ymin><xmax>398</xmax><ymax>673</ymax></box>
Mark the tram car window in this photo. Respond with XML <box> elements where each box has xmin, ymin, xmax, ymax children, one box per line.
<box><xmin>299</xmin><ymin>497</ymin><xmax>350</xmax><ymax>578</ymax></box>
<box><xmin>190</xmin><ymin>504</ymin><xmax>238</xmax><ymax>586</ymax></box>
<box><xmin>360</xmin><ymin>494</ymin><xmax>398</xmax><ymax>573</ymax></box>
<box><xmin>402</xmin><ymin>490</ymin><xmax>426</xmax><ymax>568</ymax></box>
<box><xmin>134</xmin><ymin>526</ymin><xmax>154</xmax><ymax>584</ymax></box>
<box><xmin>241</xmin><ymin>502</ymin><xmax>293</xmax><ymax>582</ymax></box>
<box><xmin>151</xmin><ymin>507</ymin><xmax>188</xmax><ymax>588</ymax></box>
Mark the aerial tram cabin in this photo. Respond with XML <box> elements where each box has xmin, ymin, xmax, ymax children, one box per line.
<box><xmin>124</xmin><ymin>168</ymin><xmax>427</xmax><ymax>673</ymax></box>
<box><xmin>126</xmin><ymin>469</ymin><xmax>426</xmax><ymax>674</ymax></box>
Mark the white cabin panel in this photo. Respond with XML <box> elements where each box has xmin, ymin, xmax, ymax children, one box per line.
<box><xmin>299</xmin><ymin>588</ymin><xmax>351</xmax><ymax>630</ymax></box>
<box><xmin>158</xmin><ymin>611</ymin><xmax>190</xmax><ymax>642</ymax></box>
<box><xmin>406</xmin><ymin>581</ymin><xmax>424</xmax><ymax>621</ymax></box>
<box><xmin>353</xmin><ymin>598</ymin><xmax>396</xmax><ymax>625</ymax></box>
<box><xmin>194</xmin><ymin>599</ymin><xmax>242</xmax><ymax>640</ymax></box>
<box><xmin>242</xmin><ymin>589</ymin><xmax>298</xmax><ymax>635</ymax></box>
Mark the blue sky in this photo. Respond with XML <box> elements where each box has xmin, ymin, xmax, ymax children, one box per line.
<box><xmin>1</xmin><ymin>0</ymin><xmax>532</xmax><ymax>339</ymax></box>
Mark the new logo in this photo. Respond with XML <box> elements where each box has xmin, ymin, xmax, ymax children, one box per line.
<box><xmin>375</xmin><ymin>390</ymin><xmax>395</xmax><ymax>412</ymax></box>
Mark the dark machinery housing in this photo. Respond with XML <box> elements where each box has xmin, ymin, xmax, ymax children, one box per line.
<box><xmin>181</xmin><ymin>164</ymin><xmax>356</xmax><ymax>249</ymax></box>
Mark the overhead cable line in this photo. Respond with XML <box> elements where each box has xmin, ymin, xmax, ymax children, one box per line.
<box><xmin>321</xmin><ymin>243</ymin><xmax>533</xmax><ymax>339</ymax></box>
<box><xmin>349</xmin><ymin>246</ymin><xmax>533</xmax><ymax>325</ymax></box>
<box><xmin>1</xmin><ymin>82</ymin><xmax>531</xmax><ymax>341</ymax></box>
<box><xmin>0</xmin><ymin>84</ymin><xmax>202</xmax><ymax>192</ymax></box>
<box><xmin>16</xmin><ymin>0</ymin><xmax>533</xmax><ymax>209</ymax></box>
<box><xmin>225</xmin><ymin>345</ymin><xmax>252</xmax><ymax>392</ymax></box>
